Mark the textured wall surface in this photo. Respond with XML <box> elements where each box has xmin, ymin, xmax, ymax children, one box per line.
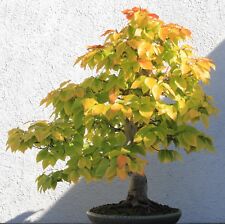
<box><xmin>0</xmin><ymin>0</ymin><xmax>225</xmax><ymax>223</ymax></box>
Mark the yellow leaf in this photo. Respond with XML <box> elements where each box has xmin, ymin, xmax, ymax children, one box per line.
<box><xmin>152</xmin><ymin>84</ymin><xmax>163</xmax><ymax>100</ymax></box>
<box><xmin>197</xmin><ymin>57</ymin><xmax>215</xmax><ymax>71</ymax></box>
<box><xmin>131</xmin><ymin>79</ymin><xmax>143</xmax><ymax>89</ymax></box>
<box><xmin>174</xmin><ymin>77</ymin><xmax>187</xmax><ymax>91</ymax></box>
<box><xmin>157</xmin><ymin>104</ymin><xmax>177</xmax><ymax>120</ymax></box>
<box><xmin>181</xmin><ymin>60</ymin><xmax>191</xmax><ymax>74</ymax></box>
<box><xmin>134</xmin><ymin>28</ymin><xmax>142</xmax><ymax>36</ymax></box>
<box><xmin>82</xmin><ymin>98</ymin><xmax>97</xmax><ymax>111</ymax></box>
<box><xmin>52</xmin><ymin>131</ymin><xmax>64</xmax><ymax>141</ymax></box>
<box><xmin>144</xmin><ymin>77</ymin><xmax>157</xmax><ymax>89</ymax></box>
<box><xmin>139</xmin><ymin>110</ymin><xmax>153</xmax><ymax>119</ymax></box>
<box><xmin>162</xmin><ymin>83</ymin><xmax>175</xmax><ymax>96</ymax></box>
<box><xmin>110</xmin><ymin>103</ymin><xmax>123</xmax><ymax>112</ymax></box>
<box><xmin>91</xmin><ymin>104</ymin><xmax>109</xmax><ymax>115</ymax></box>
<box><xmin>187</xmin><ymin>109</ymin><xmax>200</xmax><ymax>119</ymax></box>
<box><xmin>137</xmin><ymin>41</ymin><xmax>153</xmax><ymax>58</ymax></box>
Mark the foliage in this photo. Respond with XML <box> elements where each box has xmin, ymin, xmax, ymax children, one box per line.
<box><xmin>7</xmin><ymin>7</ymin><xmax>217</xmax><ymax>192</ymax></box>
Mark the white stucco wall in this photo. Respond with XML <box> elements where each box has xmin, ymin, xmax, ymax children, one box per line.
<box><xmin>1</xmin><ymin>0</ymin><xmax>225</xmax><ymax>223</ymax></box>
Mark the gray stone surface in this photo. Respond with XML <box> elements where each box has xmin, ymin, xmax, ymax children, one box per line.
<box><xmin>1</xmin><ymin>0</ymin><xmax>225</xmax><ymax>223</ymax></box>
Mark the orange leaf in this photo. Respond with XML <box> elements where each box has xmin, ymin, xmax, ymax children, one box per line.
<box><xmin>109</xmin><ymin>89</ymin><xmax>118</xmax><ymax>104</ymax></box>
<box><xmin>138</xmin><ymin>59</ymin><xmax>153</xmax><ymax>70</ymax></box>
<box><xmin>117</xmin><ymin>155</ymin><xmax>127</xmax><ymax>168</ymax></box>
<box><xmin>117</xmin><ymin>167</ymin><xmax>128</xmax><ymax>180</ymax></box>
<box><xmin>127</xmin><ymin>39</ymin><xmax>140</xmax><ymax>49</ymax></box>
<box><xmin>87</xmin><ymin>45</ymin><xmax>104</xmax><ymax>50</ymax></box>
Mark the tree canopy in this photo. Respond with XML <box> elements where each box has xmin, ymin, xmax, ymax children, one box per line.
<box><xmin>7</xmin><ymin>7</ymin><xmax>217</xmax><ymax>192</ymax></box>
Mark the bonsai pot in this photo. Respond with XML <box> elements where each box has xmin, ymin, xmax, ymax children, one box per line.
<box><xmin>87</xmin><ymin>208</ymin><xmax>182</xmax><ymax>224</ymax></box>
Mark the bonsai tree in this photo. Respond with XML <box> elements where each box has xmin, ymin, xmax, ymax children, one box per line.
<box><xmin>7</xmin><ymin>7</ymin><xmax>217</xmax><ymax>213</ymax></box>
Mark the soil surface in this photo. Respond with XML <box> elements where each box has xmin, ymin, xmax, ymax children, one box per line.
<box><xmin>90</xmin><ymin>201</ymin><xmax>179</xmax><ymax>216</ymax></box>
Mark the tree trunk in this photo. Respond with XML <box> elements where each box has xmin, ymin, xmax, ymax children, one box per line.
<box><xmin>126</xmin><ymin>173</ymin><xmax>149</xmax><ymax>206</ymax></box>
<box><xmin>121</xmin><ymin>120</ymin><xmax>169</xmax><ymax>211</ymax></box>
<box><xmin>119</xmin><ymin>173</ymin><xmax>161</xmax><ymax>211</ymax></box>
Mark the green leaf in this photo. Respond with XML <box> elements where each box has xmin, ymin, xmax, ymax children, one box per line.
<box><xmin>158</xmin><ymin>150</ymin><xmax>182</xmax><ymax>163</ymax></box>
<box><xmin>36</xmin><ymin>149</ymin><xmax>48</xmax><ymax>162</ymax></box>
<box><xmin>95</xmin><ymin>158</ymin><xmax>110</xmax><ymax>177</ymax></box>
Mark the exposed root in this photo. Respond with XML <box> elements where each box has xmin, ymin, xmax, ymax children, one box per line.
<box><xmin>119</xmin><ymin>197</ymin><xmax>173</xmax><ymax>214</ymax></box>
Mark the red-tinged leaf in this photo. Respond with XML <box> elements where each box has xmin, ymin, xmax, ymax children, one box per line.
<box><xmin>101</xmin><ymin>29</ymin><xmax>115</xmax><ymax>37</ymax></box>
<box><xmin>132</xmin><ymin>7</ymin><xmax>140</xmax><ymax>12</ymax></box>
<box><xmin>122</xmin><ymin>9</ymin><xmax>131</xmax><ymax>14</ymax></box>
<box><xmin>117</xmin><ymin>155</ymin><xmax>127</xmax><ymax>168</ymax></box>
<box><xmin>148</xmin><ymin>13</ymin><xmax>159</xmax><ymax>19</ymax></box>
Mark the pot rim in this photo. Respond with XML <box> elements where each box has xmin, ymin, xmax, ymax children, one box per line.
<box><xmin>87</xmin><ymin>209</ymin><xmax>182</xmax><ymax>219</ymax></box>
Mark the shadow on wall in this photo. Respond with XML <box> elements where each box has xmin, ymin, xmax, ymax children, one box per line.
<box><xmin>37</xmin><ymin>179</ymin><xmax>128</xmax><ymax>223</ymax></box>
<box><xmin>7</xmin><ymin>40</ymin><xmax>225</xmax><ymax>224</ymax></box>
<box><xmin>6</xmin><ymin>210</ymin><xmax>40</xmax><ymax>223</ymax></box>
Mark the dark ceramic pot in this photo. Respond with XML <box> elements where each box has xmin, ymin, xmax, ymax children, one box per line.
<box><xmin>87</xmin><ymin>209</ymin><xmax>182</xmax><ymax>224</ymax></box>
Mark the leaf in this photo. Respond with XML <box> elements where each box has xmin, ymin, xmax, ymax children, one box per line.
<box><xmin>78</xmin><ymin>158</ymin><xmax>87</xmax><ymax>169</ymax></box>
<box><xmin>109</xmin><ymin>89</ymin><xmax>118</xmax><ymax>104</ymax></box>
<box><xmin>138</xmin><ymin>59</ymin><xmax>153</xmax><ymax>70</ymax></box>
<box><xmin>117</xmin><ymin>155</ymin><xmax>127</xmax><ymax>168</ymax></box>
<box><xmin>79</xmin><ymin>168</ymin><xmax>92</xmax><ymax>182</ymax></box>
<box><xmin>101</xmin><ymin>29</ymin><xmax>115</xmax><ymax>37</ymax></box>
<box><xmin>91</xmin><ymin>104</ymin><xmax>109</xmax><ymax>115</ymax></box>
<box><xmin>152</xmin><ymin>84</ymin><xmax>163</xmax><ymax>100</ymax></box>
<box><xmin>64</xmin><ymin>100</ymin><xmax>73</xmax><ymax>116</ymax></box>
<box><xmin>117</xmin><ymin>167</ymin><xmax>128</xmax><ymax>180</ymax></box>
<box><xmin>110</xmin><ymin>103</ymin><xmax>123</xmax><ymax>113</ymax></box>
<box><xmin>181</xmin><ymin>132</ymin><xmax>197</xmax><ymax>147</ymax></box>
<box><xmin>174</xmin><ymin>77</ymin><xmax>187</xmax><ymax>91</ymax></box>
<box><xmin>52</xmin><ymin>131</ymin><xmax>64</xmax><ymax>141</ymax></box>
<box><xmin>60</xmin><ymin>80</ymin><xmax>71</xmax><ymax>88</ymax></box>
<box><xmin>158</xmin><ymin>150</ymin><xmax>182</xmax><ymax>163</ymax></box>
<box><xmin>35</xmin><ymin>129</ymin><xmax>50</xmax><ymax>142</ymax></box>
<box><xmin>137</xmin><ymin>41</ymin><xmax>153</xmax><ymax>58</ymax></box>
<box><xmin>82</xmin><ymin>98</ymin><xmax>97</xmax><ymax>111</ymax></box>
<box><xmin>139</xmin><ymin>102</ymin><xmax>154</xmax><ymax>119</ymax></box>
<box><xmin>131</xmin><ymin>76</ymin><xmax>145</xmax><ymax>89</ymax></box>
<box><xmin>144</xmin><ymin>77</ymin><xmax>157</xmax><ymax>89</ymax></box>
<box><xmin>105</xmin><ymin>165</ymin><xmax>117</xmax><ymax>180</ymax></box>
<box><xmin>87</xmin><ymin>45</ymin><xmax>104</xmax><ymax>50</ymax></box>
<box><xmin>68</xmin><ymin>170</ymin><xmax>79</xmax><ymax>183</ymax></box>
<box><xmin>128</xmin><ymin>144</ymin><xmax>146</xmax><ymax>155</ymax></box>
<box><xmin>36</xmin><ymin>150</ymin><xmax>48</xmax><ymax>162</ymax></box>
<box><xmin>143</xmin><ymin>132</ymin><xmax>157</xmax><ymax>147</ymax></box>
<box><xmin>95</xmin><ymin>158</ymin><xmax>110</xmax><ymax>177</ymax></box>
